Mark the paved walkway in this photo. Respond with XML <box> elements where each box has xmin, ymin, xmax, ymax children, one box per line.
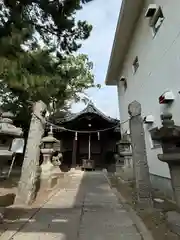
<box><xmin>2</xmin><ymin>171</ymin><xmax>142</xmax><ymax>239</ymax></box>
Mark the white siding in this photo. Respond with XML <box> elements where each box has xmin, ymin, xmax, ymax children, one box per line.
<box><xmin>117</xmin><ymin>0</ymin><xmax>180</xmax><ymax>178</ymax></box>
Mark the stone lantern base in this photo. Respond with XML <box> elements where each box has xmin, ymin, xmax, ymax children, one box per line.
<box><xmin>117</xmin><ymin>152</ymin><xmax>134</xmax><ymax>182</ymax></box>
<box><xmin>39</xmin><ymin>149</ymin><xmax>59</xmax><ymax>191</ymax></box>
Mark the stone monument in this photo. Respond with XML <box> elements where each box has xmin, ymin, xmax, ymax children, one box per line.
<box><xmin>151</xmin><ymin>113</ymin><xmax>180</xmax><ymax>235</ymax></box>
<box><xmin>128</xmin><ymin>101</ymin><xmax>153</xmax><ymax>210</ymax></box>
<box><xmin>15</xmin><ymin>101</ymin><xmax>47</xmax><ymax>205</ymax></box>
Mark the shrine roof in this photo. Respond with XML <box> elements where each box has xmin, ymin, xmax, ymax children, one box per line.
<box><xmin>60</xmin><ymin>102</ymin><xmax>119</xmax><ymax>124</ymax></box>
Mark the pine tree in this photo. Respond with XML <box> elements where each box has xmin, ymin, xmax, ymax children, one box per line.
<box><xmin>0</xmin><ymin>0</ymin><xmax>99</xmax><ymax>133</ymax></box>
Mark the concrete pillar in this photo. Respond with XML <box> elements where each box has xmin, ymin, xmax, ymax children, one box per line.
<box><xmin>128</xmin><ymin>100</ymin><xmax>153</xmax><ymax>209</ymax></box>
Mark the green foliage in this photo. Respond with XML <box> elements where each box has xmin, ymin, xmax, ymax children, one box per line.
<box><xmin>0</xmin><ymin>0</ymin><xmax>93</xmax><ymax>54</ymax></box>
<box><xmin>0</xmin><ymin>0</ymin><xmax>100</xmax><ymax>134</ymax></box>
<box><xmin>0</xmin><ymin>51</ymin><xmax>95</xmax><ymax>133</ymax></box>
<box><xmin>0</xmin><ymin>51</ymin><xmax>95</xmax><ymax>104</ymax></box>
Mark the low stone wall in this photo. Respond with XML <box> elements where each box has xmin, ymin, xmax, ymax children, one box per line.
<box><xmin>114</xmin><ymin>165</ymin><xmax>174</xmax><ymax>201</ymax></box>
<box><xmin>115</xmin><ymin>163</ymin><xmax>134</xmax><ymax>182</ymax></box>
<box><xmin>150</xmin><ymin>174</ymin><xmax>174</xmax><ymax>201</ymax></box>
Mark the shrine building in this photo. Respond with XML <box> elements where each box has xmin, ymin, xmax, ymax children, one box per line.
<box><xmin>46</xmin><ymin>102</ymin><xmax>120</xmax><ymax>170</ymax></box>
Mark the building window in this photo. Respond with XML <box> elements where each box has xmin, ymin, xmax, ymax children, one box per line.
<box><xmin>149</xmin><ymin>127</ymin><xmax>161</xmax><ymax>149</ymax></box>
<box><xmin>132</xmin><ymin>56</ymin><xmax>139</xmax><ymax>74</ymax></box>
<box><xmin>150</xmin><ymin>7</ymin><xmax>164</xmax><ymax>37</ymax></box>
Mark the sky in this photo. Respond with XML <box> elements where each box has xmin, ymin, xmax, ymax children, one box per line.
<box><xmin>70</xmin><ymin>0</ymin><xmax>122</xmax><ymax>119</ymax></box>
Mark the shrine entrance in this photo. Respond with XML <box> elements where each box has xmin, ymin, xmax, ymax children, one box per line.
<box><xmin>47</xmin><ymin>102</ymin><xmax>120</xmax><ymax>170</ymax></box>
<box><xmin>76</xmin><ymin>132</ymin><xmax>101</xmax><ymax>168</ymax></box>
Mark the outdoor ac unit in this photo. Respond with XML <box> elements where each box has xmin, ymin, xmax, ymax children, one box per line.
<box><xmin>159</xmin><ymin>91</ymin><xmax>175</xmax><ymax>104</ymax></box>
<box><xmin>145</xmin><ymin>4</ymin><xmax>158</xmax><ymax>18</ymax></box>
<box><xmin>143</xmin><ymin>115</ymin><xmax>154</xmax><ymax>124</ymax></box>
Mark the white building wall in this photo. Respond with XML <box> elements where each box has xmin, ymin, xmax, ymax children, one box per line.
<box><xmin>117</xmin><ymin>0</ymin><xmax>180</xmax><ymax>178</ymax></box>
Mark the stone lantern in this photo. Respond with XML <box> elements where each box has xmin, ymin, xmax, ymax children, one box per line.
<box><xmin>120</xmin><ymin>139</ymin><xmax>133</xmax><ymax>182</ymax></box>
<box><xmin>115</xmin><ymin>132</ymin><xmax>133</xmax><ymax>181</ymax></box>
<box><xmin>0</xmin><ymin>112</ymin><xmax>23</xmax><ymax>177</ymax></box>
<box><xmin>151</xmin><ymin>113</ymin><xmax>180</xmax><ymax>235</ymax></box>
<box><xmin>116</xmin><ymin>140</ymin><xmax>124</xmax><ymax>165</ymax></box>
<box><xmin>40</xmin><ymin>129</ymin><xmax>60</xmax><ymax>189</ymax></box>
<box><xmin>120</xmin><ymin>139</ymin><xmax>132</xmax><ymax>167</ymax></box>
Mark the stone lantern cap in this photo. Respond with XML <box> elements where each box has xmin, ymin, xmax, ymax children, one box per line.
<box><xmin>116</xmin><ymin>139</ymin><xmax>131</xmax><ymax>148</ymax></box>
<box><xmin>151</xmin><ymin>113</ymin><xmax>180</xmax><ymax>141</ymax></box>
<box><xmin>152</xmin><ymin>126</ymin><xmax>180</xmax><ymax>141</ymax></box>
<box><xmin>117</xmin><ymin>139</ymin><xmax>132</xmax><ymax>157</ymax></box>
<box><xmin>41</xmin><ymin>131</ymin><xmax>60</xmax><ymax>144</ymax></box>
<box><xmin>119</xmin><ymin>139</ymin><xmax>131</xmax><ymax>145</ymax></box>
<box><xmin>152</xmin><ymin>113</ymin><xmax>180</xmax><ymax>164</ymax></box>
<box><xmin>0</xmin><ymin>111</ymin><xmax>22</xmax><ymax>137</ymax></box>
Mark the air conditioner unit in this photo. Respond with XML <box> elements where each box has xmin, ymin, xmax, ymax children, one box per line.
<box><xmin>145</xmin><ymin>4</ymin><xmax>158</xmax><ymax>18</ymax></box>
<box><xmin>159</xmin><ymin>91</ymin><xmax>175</xmax><ymax>104</ymax></box>
<box><xmin>143</xmin><ymin>115</ymin><xmax>154</xmax><ymax>124</ymax></box>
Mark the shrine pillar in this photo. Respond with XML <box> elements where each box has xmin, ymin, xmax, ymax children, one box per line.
<box><xmin>72</xmin><ymin>132</ymin><xmax>78</xmax><ymax>167</ymax></box>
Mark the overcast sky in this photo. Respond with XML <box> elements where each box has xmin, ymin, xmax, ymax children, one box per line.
<box><xmin>71</xmin><ymin>0</ymin><xmax>122</xmax><ymax>119</ymax></box>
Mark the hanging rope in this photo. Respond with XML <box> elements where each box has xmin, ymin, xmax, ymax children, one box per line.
<box><xmin>117</xmin><ymin>113</ymin><xmax>142</xmax><ymax>125</ymax></box>
<box><xmin>33</xmin><ymin>111</ymin><xmax>141</xmax><ymax>134</ymax></box>
<box><xmin>46</xmin><ymin>120</ymin><xmax>119</xmax><ymax>133</ymax></box>
<box><xmin>120</xmin><ymin>118</ymin><xmax>130</xmax><ymax>124</ymax></box>
<box><xmin>32</xmin><ymin>111</ymin><xmax>120</xmax><ymax>134</ymax></box>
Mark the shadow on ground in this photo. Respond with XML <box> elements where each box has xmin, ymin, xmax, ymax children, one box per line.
<box><xmin>0</xmin><ymin>172</ymin><xmax>118</xmax><ymax>239</ymax></box>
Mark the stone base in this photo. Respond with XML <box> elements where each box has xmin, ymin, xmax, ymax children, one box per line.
<box><xmin>70</xmin><ymin>167</ymin><xmax>77</xmax><ymax>172</ymax></box>
<box><xmin>166</xmin><ymin>211</ymin><xmax>180</xmax><ymax>235</ymax></box>
<box><xmin>116</xmin><ymin>167</ymin><xmax>134</xmax><ymax>182</ymax></box>
<box><xmin>52</xmin><ymin>167</ymin><xmax>63</xmax><ymax>178</ymax></box>
<box><xmin>40</xmin><ymin>176</ymin><xmax>58</xmax><ymax>190</ymax></box>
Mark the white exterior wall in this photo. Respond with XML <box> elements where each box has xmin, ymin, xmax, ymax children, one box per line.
<box><xmin>117</xmin><ymin>0</ymin><xmax>180</xmax><ymax>178</ymax></box>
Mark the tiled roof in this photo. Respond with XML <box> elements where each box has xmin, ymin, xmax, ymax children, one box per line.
<box><xmin>60</xmin><ymin>101</ymin><xmax>119</xmax><ymax>124</ymax></box>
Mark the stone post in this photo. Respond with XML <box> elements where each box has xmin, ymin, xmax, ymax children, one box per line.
<box><xmin>15</xmin><ymin>101</ymin><xmax>47</xmax><ymax>205</ymax></box>
<box><xmin>128</xmin><ymin>101</ymin><xmax>153</xmax><ymax>209</ymax></box>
